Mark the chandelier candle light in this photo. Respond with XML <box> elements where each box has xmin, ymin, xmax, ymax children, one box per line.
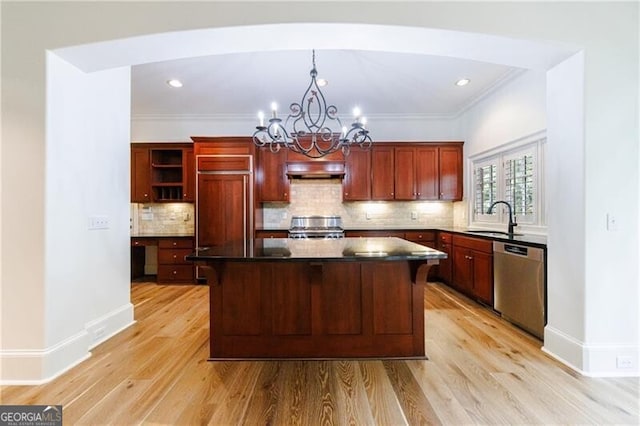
<box><xmin>253</xmin><ymin>50</ymin><xmax>373</xmax><ymax>158</ymax></box>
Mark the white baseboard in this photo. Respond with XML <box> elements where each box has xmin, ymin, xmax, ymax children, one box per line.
<box><xmin>1</xmin><ymin>302</ymin><xmax>135</xmax><ymax>384</ymax></box>
<box><xmin>543</xmin><ymin>326</ymin><xmax>639</xmax><ymax>377</ymax></box>
<box><xmin>1</xmin><ymin>331</ymin><xmax>91</xmax><ymax>385</ymax></box>
<box><xmin>85</xmin><ymin>302</ymin><xmax>135</xmax><ymax>349</ymax></box>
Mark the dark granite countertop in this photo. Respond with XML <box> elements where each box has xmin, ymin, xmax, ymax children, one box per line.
<box><xmin>131</xmin><ymin>233</ymin><xmax>194</xmax><ymax>238</ymax></box>
<box><xmin>187</xmin><ymin>237</ymin><xmax>447</xmax><ymax>262</ymax></box>
<box><xmin>255</xmin><ymin>227</ymin><xmax>547</xmax><ymax>249</ymax></box>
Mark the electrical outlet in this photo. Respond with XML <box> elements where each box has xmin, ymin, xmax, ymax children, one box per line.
<box><xmin>93</xmin><ymin>326</ymin><xmax>106</xmax><ymax>341</ymax></box>
<box><xmin>411</xmin><ymin>211</ymin><xmax>418</xmax><ymax>220</ymax></box>
<box><xmin>365</xmin><ymin>212</ymin><xmax>371</xmax><ymax>220</ymax></box>
<box><xmin>616</xmin><ymin>355</ymin><xmax>633</xmax><ymax>369</ymax></box>
<box><xmin>606</xmin><ymin>213</ymin><xmax>618</xmax><ymax>231</ymax></box>
<box><xmin>88</xmin><ymin>215</ymin><xmax>109</xmax><ymax>230</ymax></box>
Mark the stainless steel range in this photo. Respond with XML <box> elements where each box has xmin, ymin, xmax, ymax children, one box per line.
<box><xmin>288</xmin><ymin>215</ymin><xmax>344</xmax><ymax>239</ymax></box>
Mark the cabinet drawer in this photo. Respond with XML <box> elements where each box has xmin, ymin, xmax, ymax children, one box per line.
<box><xmin>158</xmin><ymin>248</ymin><xmax>193</xmax><ymax>265</ymax></box>
<box><xmin>438</xmin><ymin>232</ymin><xmax>453</xmax><ymax>244</ymax></box>
<box><xmin>255</xmin><ymin>230</ymin><xmax>288</xmax><ymax>238</ymax></box>
<box><xmin>452</xmin><ymin>235</ymin><xmax>493</xmax><ymax>254</ymax></box>
<box><xmin>404</xmin><ymin>231</ymin><xmax>435</xmax><ymax>243</ymax></box>
<box><xmin>345</xmin><ymin>230</ymin><xmax>405</xmax><ymax>238</ymax></box>
<box><xmin>158</xmin><ymin>265</ymin><xmax>194</xmax><ymax>282</ymax></box>
<box><xmin>158</xmin><ymin>238</ymin><xmax>194</xmax><ymax>249</ymax></box>
<box><xmin>131</xmin><ymin>237</ymin><xmax>157</xmax><ymax>247</ymax></box>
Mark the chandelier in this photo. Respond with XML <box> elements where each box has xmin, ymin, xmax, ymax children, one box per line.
<box><xmin>252</xmin><ymin>50</ymin><xmax>372</xmax><ymax>158</ymax></box>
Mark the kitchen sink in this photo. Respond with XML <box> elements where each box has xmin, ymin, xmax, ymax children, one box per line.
<box><xmin>466</xmin><ymin>230</ymin><xmax>524</xmax><ymax>237</ymax></box>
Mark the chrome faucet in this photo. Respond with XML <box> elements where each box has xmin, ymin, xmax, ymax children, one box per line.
<box><xmin>487</xmin><ymin>201</ymin><xmax>518</xmax><ymax>235</ymax></box>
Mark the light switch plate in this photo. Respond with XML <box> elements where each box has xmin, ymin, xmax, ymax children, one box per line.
<box><xmin>88</xmin><ymin>215</ymin><xmax>109</xmax><ymax>230</ymax></box>
<box><xmin>606</xmin><ymin>213</ymin><xmax>618</xmax><ymax>231</ymax></box>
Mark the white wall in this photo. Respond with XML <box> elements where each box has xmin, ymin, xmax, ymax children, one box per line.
<box><xmin>459</xmin><ymin>70</ymin><xmax>547</xmax><ymax>157</ymax></box>
<box><xmin>1</xmin><ymin>1</ymin><xmax>638</xmax><ymax>381</ymax></box>
<box><xmin>0</xmin><ymin>52</ymin><xmax>134</xmax><ymax>382</ymax></box>
<box><xmin>131</xmin><ymin>114</ymin><xmax>460</xmax><ymax>142</ymax></box>
<box><xmin>45</xmin><ymin>53</ymin><xmax>134</xmax><ymax>353</ymax></box>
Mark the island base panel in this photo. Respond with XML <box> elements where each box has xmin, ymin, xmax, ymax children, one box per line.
<box><xmin>206</xmin><ymin>260</ymin><xmax>431</xmax><ymax>359</ymax></box>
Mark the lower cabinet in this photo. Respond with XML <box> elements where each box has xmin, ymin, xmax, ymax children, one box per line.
<box><xmin>451</xmin><ymin>235</ymin><xmax>493</xmax><ymax>304</ymax></box>
<box><xmin>436</xmin><ymin>232</ymin><xmax>453</xmax><ymax>284</ymax></box>
<box><xmin>157</xmin><ymin>237</ymin><xmax>195</xmax><ymax>284</ymax></box>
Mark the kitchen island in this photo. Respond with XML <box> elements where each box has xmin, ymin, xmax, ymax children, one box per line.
<box><xmin>187</xmin><ymin>237</ymin><xmax>446</xmax><ymax>359</ymax></box>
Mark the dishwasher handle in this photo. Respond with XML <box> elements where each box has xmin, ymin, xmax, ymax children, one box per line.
<box><xmin>493</xmin><ymin>241</ymin><xmax>544</xmax><ymax>262</ymax></box>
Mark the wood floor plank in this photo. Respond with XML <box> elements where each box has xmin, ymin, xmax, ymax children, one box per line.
<box><xmin>241</xmin><ymin>361</ymin><xmax>282</xmax><ymax>425</ymax></box>
<box><xmin>1</xmin><ymin>282</ymin><xmax>637</xmax><ymax>425</ymax></box>
<box><xmin>271</xmin><ymin>361</ymin><xmax>309</xmax><ymax>426</ymax></box>
<box><xmin>330</xmin><ymin>360</ymin><xmax>376</xmax><ymax>425</ymax></box>
<box><xmin>359</xmin><ymin>361</ymin><xmax>408</xmax><ymax>425</ymax></box>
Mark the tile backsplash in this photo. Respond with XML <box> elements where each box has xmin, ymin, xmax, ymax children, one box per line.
<box><xmin>131</xmin><ymin>203</ymin><xmax>195</xmax><ymax>235</ymax></box>
<box><xmin>263</xmin><ymin>180</ymin><xmax>455</xmax><ymax>229</ymax></box>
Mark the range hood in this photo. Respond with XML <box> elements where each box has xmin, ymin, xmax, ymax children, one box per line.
<box><xmin>286</xmin><ymin>161</ymin><xmax>346</xmax><ymax>179</ymax></box>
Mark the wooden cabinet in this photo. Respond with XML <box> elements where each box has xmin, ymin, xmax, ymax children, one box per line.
<box><xmin>395</xmin><ymin>144</ymin><xmax>462</xmax><ymax>201</ymax></box>
<box><xmin>343</xmin><ymin>148</ymin><xmax>371</xmax><ymax>201</ymax></box>
<box><xmin>131</xmin><ymin>147</ymin><xmax>151</xmax><ymax>203</ymax></box>
<box><xmin>451</xmin><ymin>235</ymin><xmax>493</xmax><ymax>304</ymax></box>
<box><xmin>197</xmin><ymin>173</ymin><xmax>251</xmax><ymax>250</ymax></box>
<box><xmin>404</xmin><ymin>231</ymin><xmax>436</xmax><ymax>248</ymax></box>
<box><xmin>130</xmin><ymin>143</ymin><xmax>194</xmax><ymax>203</ymax></box>
<box><xmin>439</xmin><ymin>145</ymin><xmax>463</xmax><ymax>200</ymax></box>
<box><xmin>367</xmin><ymin>142</ymin><xmax>463</xmax><ymax>202</ymax></box>
<box><xmin>345</xmin><ymin>230</ymin><xmax>406</xmax><ymax>238</ymax></box>
<box><xmin>150</xmin><ymin>148</ymin><xmax>184</xmax><ymax>201</ymax></box>
<box><xmin>436</xmin><ymin>232</ymin><xmax>453</xmax><ymax>284</ymax></box>
<box><xmin>394</xmin><ymin>146</ymin><xmax>416</xmax><ymax>200</ymax></box>
<box><xmin>257</xmin><ymin>147</ymin><xmax>289</xmax><ymax>202</ymax></box>
<box><xmin>183</xmin><ymin>147</ymin><xmax>195</xmax><ymax>202</ymax></box>
<box><xmin>371</xmin><ymin>145</ymin><xmax>395</xmax><ymax>200</ymax></box>
<box><xmin>206</xmin><ymin>259</ymin><xmax>426</xmax><ymax>358</ymax></box>
<box><xmin>255</xmin><ymin>230</ymin><xmax>288</xmax><ymax>238</ymax></box>
<box><xmin>416</xmin><ymin>147</ymin><xmax>439</xmax><ymax>200</ymax></box>
<box><xmin>157</xmin><ymin>237</ymin><xmax>195</xmax><ymax>283</ymax></box>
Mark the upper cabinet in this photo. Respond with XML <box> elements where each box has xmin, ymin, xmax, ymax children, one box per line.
<box><xmin>438</xmin><ymin>145</ymin><xmax>463</xmax><ymax>200</ymax></box>
<box><xmin>371</xmin><ymin>145</ymin><xmax>395</xmax><ymax>200</ymax></box>
<box><xmin>130</xmin><ymin>143</ymin><xmax>195</xmax><ymax>203</ymax></box>
<box><xmin>257</xmin><ymin>147</ymin><xmax>289</xmax><ymax>202</ymax></box>
<box><xmin>131</xmin><ymin>146</ymin><xmax>151</xmax><ymax>203</ymax></box>
<box><xmin>367</xmin><ymin>142</ymin><xmax>463</xmax><ymax>202</ymax></box>
<box><xmin>343</xmin><ymin>148</ymin><xmax>371</xmax><ymax>201</ymax></box>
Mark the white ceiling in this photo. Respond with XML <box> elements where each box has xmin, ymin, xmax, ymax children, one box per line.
<box><xmin>131</xmin><ymin>49</ymin><xmax>521</xmax><ymax>119</ymax></box>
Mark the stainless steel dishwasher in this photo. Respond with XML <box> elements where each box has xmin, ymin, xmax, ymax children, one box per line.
<box><xmin>493</xmin><ymin>241</ymin><xmax>545</xmax><ymax>339</ymax></box>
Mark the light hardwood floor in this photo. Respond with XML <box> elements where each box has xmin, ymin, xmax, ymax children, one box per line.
<box><xmin>1</xmin><ymin>282</ymin><xmax>638</xmax><ymax>425</ymax></box>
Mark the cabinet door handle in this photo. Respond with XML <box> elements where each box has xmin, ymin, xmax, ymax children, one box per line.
<box><xmin>173</xmin><ymin>270</ymin><xmax>177</xmax><ymax>275</ymax></box>
<box><xmin>173</xmin><ymin>242</ymin><xmax>177</xmax><ymax>246</ymax></box>
<box><xmin>173</xmin><ymin>255</ymin><xmax>177</xmax><ymax>259</ymax></box>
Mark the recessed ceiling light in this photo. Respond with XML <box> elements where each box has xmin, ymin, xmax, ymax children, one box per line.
<box><xmin>317</xmin><ymin>78</ymin><xmax>328</xmax><ymax>87</ymax></box>
<box><xmin>166</xmin><ymin>79</ymin><xmax>183</xmax><ymax>88</ymax></box>
<box><xmin>455</xmin><ymin>78</ymin><xmax>470</xmax><ymax>87</ymax></box>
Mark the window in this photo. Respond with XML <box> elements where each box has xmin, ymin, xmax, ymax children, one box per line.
<box><xmin>473</xmin><ymin>160</ymin><xmax>498</xmax><ymax>222</ymax></box>
<box><xmin>470</xmin><ymin>135</ymin><xmax>546</xmax><ymax>231</ymax></box>
<box><xmin>504</xmin><ymin>147</ymin><xmax>536</xmax><ymax>224</ymax></box>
